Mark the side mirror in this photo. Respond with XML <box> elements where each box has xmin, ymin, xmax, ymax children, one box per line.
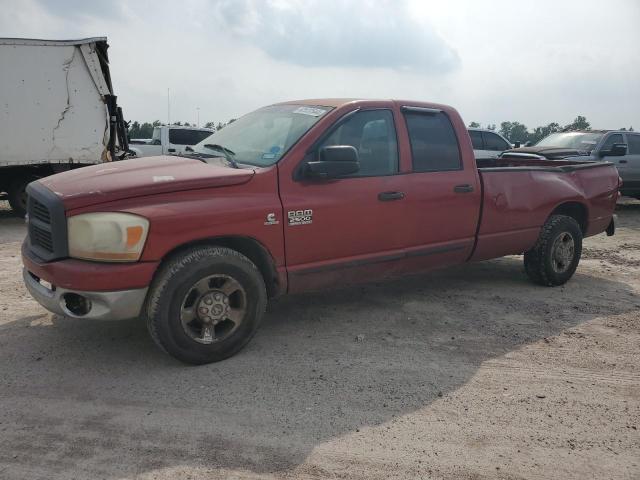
<box><xmin>600</xmin><ymin>143</ymin><xmax>627</xmax><ymax>157</ymax></box>
<box><xmin>185</xmin><ymin>146</ymin><xmax>194</xmax><ymax>152</ymax></box>
<box><xmin>305</xmin><ymin>145</ymin><xmax>360</xmax><ymax>179</ymax></box>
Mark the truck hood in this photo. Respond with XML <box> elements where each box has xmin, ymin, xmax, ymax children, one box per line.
<box><xmin>39</xmin><ymin>156</ymin><xmax>255</xmax><ymax>211</ymax></box>
<box><xmin>504</xmin><ymin>146</ymin><xmax>588</xmax><ymax>159</ymax></box>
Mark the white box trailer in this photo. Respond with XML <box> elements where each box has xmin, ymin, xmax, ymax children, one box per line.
<box><xmin>0</xmin><ymin>37</ymin><xmax>128</xmax><ymax>216</ymax></box>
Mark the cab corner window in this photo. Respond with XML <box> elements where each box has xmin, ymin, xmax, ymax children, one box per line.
<box><xmin>404</xmin><ymin>111</ymin><xmax>462</xmax><ymax>172</ymax></box>
<box><xmin>319</xmin><ymin>110</ymin><xmax>398</xmax><ymax>177</ymax></box>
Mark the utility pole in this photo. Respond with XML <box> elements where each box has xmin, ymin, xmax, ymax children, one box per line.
<box><xmin>196</xmin><ymin>107</ymin><xmax>200</xmax><ymax>127</ymax></box>
<box><xmin>167</xmin><ymin>88</ymin><xmax>170</xmax><ymax>125</ymax></box>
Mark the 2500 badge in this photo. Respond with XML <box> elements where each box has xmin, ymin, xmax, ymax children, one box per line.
<box><xmin>288</xmin><ymin>209</ymin><xmax>313</xmax><ymax>226</ymax></box>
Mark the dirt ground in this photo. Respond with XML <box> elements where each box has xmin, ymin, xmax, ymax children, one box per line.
<box><xmin>0</xmin><ymin>199</ymin><xmax>638</xmax><ymax>480</ymax></box>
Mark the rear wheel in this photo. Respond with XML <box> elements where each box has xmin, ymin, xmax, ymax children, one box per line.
<box><xmin>146</xmin><ymin>246</ymin><xmax>267</xmax><ymax>364</ymax></box>
<box><xmin>524</xmin><ymin>215</ymin><xmax>582</xmax><ymax>286</ymax></box>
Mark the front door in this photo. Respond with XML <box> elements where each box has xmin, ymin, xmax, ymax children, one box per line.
<box><xmin>279</xmin><ymin>109</ymin><xmax>410</xmax><ymax>292</ymax></box>
<box><xmin>621</xmin><ymin>133</ymin><xmax>640</xmax><ymax>197</ymax></box>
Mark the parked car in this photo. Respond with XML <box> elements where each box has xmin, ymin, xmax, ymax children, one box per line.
<box><xmin>0</xmin><ymin>37</ymin><xmax>128</xmax><ymax>216</ymax></box>
<box><xmin>22</xmin><ymin>99</ymin><xmax>619</xmax><ymax>364</ymax></box>
<box><xmin>129</xmin><ymin>125</ymin><xmax>215</xmax><ymax>158</ymax></box>
<box><xmin>504</xmin><ymin>130</ymin><xmax>639</xmax><ymax>199</ymax></box>
<box><xmin>468</xmin><ymin>128</ymin><xmax>512</xmax><ymax>159</ymax></box>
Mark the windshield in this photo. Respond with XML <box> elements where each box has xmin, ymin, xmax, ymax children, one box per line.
<box><xmin>535</xmin><ymin>132</ymin><xmax>604</xmax><ymax>152</ymax></box>
<box><xmin>191</xmin><ymin>104</ymin><xmax>332</xmax><ymax>166</ymax></box>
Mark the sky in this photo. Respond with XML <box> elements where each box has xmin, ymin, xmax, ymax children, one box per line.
<box><xmin>1</xmin><ymin>0</ymin><xmax>638</xmax><ymax>130</ymax></box>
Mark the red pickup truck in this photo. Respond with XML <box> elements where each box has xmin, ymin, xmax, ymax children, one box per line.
<box><xmin>22</xmin><ymin>99</ymin><xmax>620</xmax><ymax>364</ymax></box>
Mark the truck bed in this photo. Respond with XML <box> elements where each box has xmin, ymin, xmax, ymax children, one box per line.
<box><xmin>471</xmin><ymin>159</ymin><xmax>619</xmax><ymax>261</ymax></box>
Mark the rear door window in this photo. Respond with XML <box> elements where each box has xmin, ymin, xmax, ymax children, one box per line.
<box><xmin>483</xmin><ymin>132</ymin><xmax>510</xmax><ymax>151</ymax></box>
<box><xmin>469</xmin><ymin>130</ymin><xmax>484</xmax><ymax>150</ymax></box>
<box><xmin>169</xmin><ymin>129</ymin><xmax>213</xmax><ymax>145</ymax></box>
<box><xmin>403</xmin><ymin>111</ymin><xmax>462</xmax><ymax>172</ymax></box>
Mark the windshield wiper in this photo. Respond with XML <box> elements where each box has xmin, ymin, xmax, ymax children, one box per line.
<box><xmin>203</xmin><ymin>144</ymin><xmax>239</xmax><ymax>169</ymax></box>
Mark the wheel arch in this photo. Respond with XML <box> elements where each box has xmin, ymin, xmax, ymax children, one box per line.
<box><xmin>157</xmin><ymin>236</ymin><xmax>283</xmax><ymax>298</ymax></box>
<box><xmin>549</xmin><ymin>201</ymin><xmax>588</xmax><ymax>235</ymax></box>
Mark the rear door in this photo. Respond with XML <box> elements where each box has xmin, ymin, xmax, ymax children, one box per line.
<box><xmin>279</xmin><ymin>108</ymin><xmax>411</xmax><ymax>292</ymax></box>
<box><xmin>395</xmin><ymin>107</ymin><xmax>481</xmax><ymax>271</ymax></box>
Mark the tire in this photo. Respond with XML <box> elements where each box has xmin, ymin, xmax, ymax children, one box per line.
<box><xmin>524</xmin><ymin>215</ymin><xmax>583</xmax><ymax>286</ymax></box>
<box><xmin>146</xmin><ymin>246</ymin><xmax>267</xmax><ymax>364</ymax></box>
<box><xmin>8</xmin><ymin>176</ymin><xmax>35</xmax><ymax>218</ymax></box>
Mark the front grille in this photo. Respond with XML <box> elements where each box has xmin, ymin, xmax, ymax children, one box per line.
<box><xmin>26</xmin><ymin>182</ymin><xmax>68</xmax><ymax>262</ymax></box>
<box><xmin>30</xmin><ymin>224</ymin><xmax>53</xmax><ymax>252</ymax></box>
<box><xmin>31</xmin><ymin>198</ymin><xmax>51</xmax><ymax>224</ymax></box>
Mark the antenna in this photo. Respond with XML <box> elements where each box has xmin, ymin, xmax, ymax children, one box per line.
<box><xmin>167</xmin><ymin>88</ymin><xmax>170</xmax><ymax>125</ymax></box>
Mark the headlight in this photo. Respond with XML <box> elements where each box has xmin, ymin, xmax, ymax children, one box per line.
<box><xmin>68</xmin><ymin>213</ymin><xmax>149</xmax><ymax>262</ymax></box>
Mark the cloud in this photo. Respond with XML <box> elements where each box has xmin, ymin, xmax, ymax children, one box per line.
<box><xmin>213</xmin><ymin>0</ymin><xmax>460</xmax><ymax>73</ymax></box>
<box><xmin>34</xmin><ymin>0</ymin><xmax>124</xmax><ymax>19</ymax></box>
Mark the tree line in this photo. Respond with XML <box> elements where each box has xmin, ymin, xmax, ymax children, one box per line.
<box><xmin>128</xmin><ymin>115</ymin><xmax>634</xmax><ymax>144</ymax></box>
<box><xmin>468</xmin><ymin>115</ymin><xmax>634</xmax><ymax>145</ymax></box>
<box><xmin>127</xmin><ymin>119</ymin><xmax>236</xmax><ymax>139</ymax></box>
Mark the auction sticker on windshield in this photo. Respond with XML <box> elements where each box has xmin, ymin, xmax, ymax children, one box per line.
<box><xmin>293</xmin><ymin>106</ymin><xmax>327</xmax><ymax>117</ymax></box>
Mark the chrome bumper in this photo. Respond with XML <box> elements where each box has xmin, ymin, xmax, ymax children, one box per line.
<box><xmin>23</xmin><ymin>269</ymin><xmax>148</xmax><ymax>321</ymax></box>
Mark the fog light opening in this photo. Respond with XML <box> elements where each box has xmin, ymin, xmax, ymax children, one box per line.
<box><xmin>62</xmin><ymin>293</ymin><xmax>92</xmax><ymax>316</ymax></box>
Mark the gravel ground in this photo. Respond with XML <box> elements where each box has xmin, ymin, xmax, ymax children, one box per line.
<box><xmin>0</xmin><ymin>199</ymin><xmax>638</xmax><ymax>480</ymax></box>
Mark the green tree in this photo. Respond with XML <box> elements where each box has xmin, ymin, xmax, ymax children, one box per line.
<box><xmin>563</xmin><ymin>115</ymin><xmax>590</xmax><ymax>131</ymax></box>
<box><xmin>468</xmin><ymin>121</ymin><xmax>480</xmax><ymax>128</ymax></box>
<box><xmin>486</xmin><ymin>124</ymin><xmax>496</xmax><ymax>131</ymax></box>
<box><xmin>500</xmin><ymin>121</ymin><xmax>529</xmax><ymax>143</ymax></box>
<box><xmin>204</xmin><ymin>121</ymin><xmax>216</xmax><ymax>129</ymax></box>
<box><xmin>138</xmin><ymin>122</ymin><xmax>154</xmax><ymax>138</ymax></box>
<box><xmin>529</xmin><ymin>122</ymin><xmax>561</xmax><ymax>144</ymax></box>
<box><xmin>128</xmin><ymin>121</ymin><xmax>141</xmax><ymax>139</ymax></box>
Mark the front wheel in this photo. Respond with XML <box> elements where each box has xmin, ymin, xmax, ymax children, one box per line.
<box><xmin>524</xmin><ymin>215</ymin><xmax>583</xmax><ymax>286</ymax></box>
<box><xmin>146</xmin><ymin>246</ymin><xmax>267</xmax><ymax>364</ymax></box>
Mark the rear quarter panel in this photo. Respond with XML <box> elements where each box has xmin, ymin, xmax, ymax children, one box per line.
<box><xmin>472</xmin><ymin>164</ymin><xmax>618</xmax><ymax>261</ymax></box>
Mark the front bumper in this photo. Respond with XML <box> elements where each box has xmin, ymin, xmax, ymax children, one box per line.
<box><xmin>23</xmin><ymin>268</ymin><xmax>148</xmax><ymax>321</ymax></box>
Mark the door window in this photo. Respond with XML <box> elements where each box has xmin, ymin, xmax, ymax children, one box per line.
<box><xmin>483</xmin><ymin>132</ymin><xmax>510</xmax><ymax>151</ymax></box>
<box><xmin>601</xmin><ymin>134</ymin><xmax>624</xmax><ymax>152</ymax></box>
<box><xmin>319</xmin><ymin>110</ymin><xmax>398</xmax><ymax>176</ymax></box>
<box><xmin>625</xmin><ymin>134</ymin><xmax>640</xmax><ymax>154</ymax></box>
<box><xmin>404</xmin><ymin>111</ymin><xmax>462</xmax><ymax>172</ymax></box>
<box><xmin>169</xmin><ymin>129</ymin><xmax>214</xmax><ymax>145</ymax></box>
<box><xmin>469</xmin><ymin>130</ymin><xmax>484</xmax><ymax>150</ymax></box>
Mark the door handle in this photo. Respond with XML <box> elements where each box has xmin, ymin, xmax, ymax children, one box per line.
<box><xmin>167</xmin><ymin>148</ymin><xmax>176</xmax><ymax>153</ymax></box>
<box><xmin>378</xmin><ymin>191</ymin><xmax>405</xmax><ymax>201</ymax></box>
<box><xmin>619</xmin><ymin>160</ymin><xmax>628</xmax><ymax>164</ymax></box>
<box><xmin>454</xmin><ymin>184</ymin><xmax>474</xmax><ymax>193</ymax></box>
